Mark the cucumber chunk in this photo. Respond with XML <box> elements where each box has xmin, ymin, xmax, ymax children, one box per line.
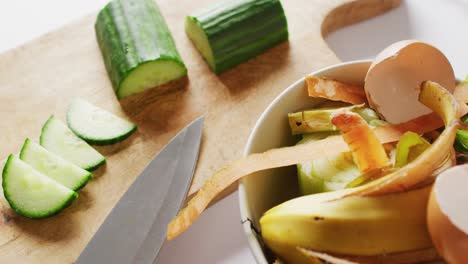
<box><xmin>67</xmin><ymin>98</ymin><xmax>137</xmax><ymax>145</ymax></box>
<box><xmin>40</xmin><ymin>116</ymin><xmax>106</xmax><ymax>171</ymax></box>
<box><xmin>20</xmin><ymin>139</ymin><xmax>92</xmax><ymax>190</ymax></box>
<box><xmin>186</xmin><ymin>0</ymin><xmax>289</xmax><ymax>74</ymax></box>
<box><xmin>95</xmin><ymin>0</ymin><xmax>187</xmax><ymax>99</ymax></box>
<box><xmin>2</xmin><ymin>155</ymin><xmax>78</xmax><ymax>218</ymax></box>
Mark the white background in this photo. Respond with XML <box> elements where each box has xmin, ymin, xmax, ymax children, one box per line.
<box><xmin>1</xmin><ymin>0</ymin><xmax>467</xmax><ymax>263</ymax></box>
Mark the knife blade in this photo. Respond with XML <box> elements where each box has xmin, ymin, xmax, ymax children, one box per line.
<box><xmin>76</xmin><ymin>117</ymin><xmax>204</xmax><ymax>264</ymax></box>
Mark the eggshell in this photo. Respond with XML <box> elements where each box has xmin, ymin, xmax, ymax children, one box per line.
<box><xmin>365</xmin><ymin>40</ymin><xmax>455</xmax><ymax>124</ymax></box>
<box><xmin>427</xmin><ymin>164</ymin><xmax>468</xmax><ymax>264</ymax></box>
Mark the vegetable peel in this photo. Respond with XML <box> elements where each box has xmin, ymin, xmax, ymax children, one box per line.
<box><xmin>394</xmin><ymin>132</ymin><xmax>431</xmax><ymax>168</ymax></box>
<box><xmin>331</xmin><ymin>111</ymin><xmax>390</xmax><ymax>174</ymax></box>
<box><xmin>455</xmin><ymin>130</ymin><xmax>468</xmax><ymax>154</ymax></box>
<box><xmin>288</xmin><ymin>105</ymin><xmax>363</xmax><ymax>134</ymax></box>
<box><xmin>306</xmin><ymin>76</ymin><xmax>367</xmax><ymax>105</ymax></box>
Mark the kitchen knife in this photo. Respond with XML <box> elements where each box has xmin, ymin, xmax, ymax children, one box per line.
<box><xmin>76</xmin><ymin>117</ymin><xmax>204</xmax><ymax>264</ymax></box>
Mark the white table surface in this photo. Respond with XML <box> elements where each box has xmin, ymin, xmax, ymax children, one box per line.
<box><xmin>1</xmin><ymin>0</ymin><xmax>467</xmax><ymax>263</ymax></box>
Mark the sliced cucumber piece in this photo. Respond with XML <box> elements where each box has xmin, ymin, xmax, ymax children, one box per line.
<box><xmin>2</xmin><ymin>155</ymin><xmax>78</xmax><ymax>218</ymax></box>
<box><xmin>40</xmin><ymin>116</ymin><xmax>106</xmax><ymax>171</ymax></box>
<box><xmin>20</xmin><ymin>138</ymin><xmax>92</xmax><ymax>190</ymax></box>
<box><xmin>67</xmin><ymin>98</ymin><xmax>137</xmax><ymax>145</ymax></box>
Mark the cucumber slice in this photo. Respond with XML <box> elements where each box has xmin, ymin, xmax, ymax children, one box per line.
<box><xmin>2</xmin><ymin>155</ymin><xmax>78</xmax><ymax>218</ymax></box>
<box><xmin>67</xmin><ymin>98</ymin><xmax>137</xmax><ymax>145</ymax></box>
<box><xmin>40</xmin><ymin>116</ymin><xmax>106</xmax><ymax>171</ymax></box>
<box><xmin>20</xmin><ymin>139</ymin><xmax>92</xmax><ymax>191</ymax></box>
<box><xmin>186</xmin><ymin>0</ymin><xmax>288</xmax><ymax>74</ymax></box>
<box><xmin>95</xmin><ymin>0</ymin><xmax>187</xmax><ymax>99</ymax></box>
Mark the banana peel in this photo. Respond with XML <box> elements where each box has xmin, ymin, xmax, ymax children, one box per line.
<box><xmin>260</xmin><ymin>186</ymin><xmax>434</xmax><ymax>263</ymax></box>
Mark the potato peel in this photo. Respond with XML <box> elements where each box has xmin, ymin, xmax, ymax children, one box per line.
<box><xmin>306</xmin><ymin>76</ymin><xmax>367</xmax><ymax>105</ymax></box>
<box><xmin>343</xmin><ymin>81</ymin><xmax>461</xmax><ymax>197</ymax></box>
<box><xmin>297</xmin><ymin>247</ymin><xmax>440</xmax><ymax>264</ymax></box>
<box><xmin>331</xmin><ymin>111</ymin><xmax>390</xmax><ymax>174</ymax></box>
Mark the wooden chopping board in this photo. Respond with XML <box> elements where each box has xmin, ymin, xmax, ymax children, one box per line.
<box><xmin>0</xmin><ymin>0</ymin><xmax>400</xmax><ymax>262</ymax></box>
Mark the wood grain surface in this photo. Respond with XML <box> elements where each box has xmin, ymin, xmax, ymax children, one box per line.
<box><xmin>0</xmin><ymin>0</ymin><xmax>399</xmax><ymax>262</ymax></box>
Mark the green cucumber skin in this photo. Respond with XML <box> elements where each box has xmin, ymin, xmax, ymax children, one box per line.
<box><xmin>19</xmin><ymin>139</ymin><xmax>93</xmax><ymax>191</ymax></box>
<box><xmin>188</xmin><ymin>0</ymin><xmax>288</xmax><ymax>74</ymax></box>
<box><xmin>95</xmin><ymin>0</ymin><xmax>187</xmax><ymax>98</ymax></box>
<box><xmin>40</xmin><ymin>116</ymin><xmax>106</xmax><ymax>172</ymax></box>
<box><xmin>2</xmin><ymin>155</ymin><xmax>78</xmax><ymax>219</ymax></box>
